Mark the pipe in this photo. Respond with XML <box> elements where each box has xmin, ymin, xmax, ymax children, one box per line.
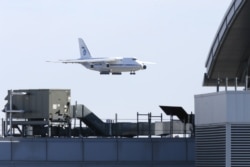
<box><xmin>235</xmin><ymin>77</ymin><xmax>237</xmax><ymax>91</ymax></box>
<box><xmin>246</xmin><ymin>75</ymin><xmax>248</xmax><ymax>91</ymax></box>
<box><xmin>225</xmin><ymin>78</ymin><xmax>228</xmax><ymax>92</ymax></box>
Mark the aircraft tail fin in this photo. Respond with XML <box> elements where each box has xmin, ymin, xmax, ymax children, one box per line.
<box><xmin>78</xmin><ymin>38</ymin><xmax>91</xmax><ymax>59</ymax></box>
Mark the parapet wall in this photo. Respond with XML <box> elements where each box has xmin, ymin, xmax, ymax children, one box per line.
<box><xmin>0</xmin><ymin>137</ymin><xmax>194</xmax><ymax>167</ymax></box>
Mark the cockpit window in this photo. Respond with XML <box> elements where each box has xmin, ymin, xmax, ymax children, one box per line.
<box><xmin>132</xmin><ymin>58</ymin><xmax>137</xmax><ymax>61</ymax></box>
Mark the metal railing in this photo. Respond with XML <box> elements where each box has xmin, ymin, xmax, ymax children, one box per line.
<box><xmin>0</xmin><ymin>116</ymin><xmax>193</xmax><ymax>138</ymax></box>
<box><xmin>215</xmin><ymin>76</ymin><xmax>250</xmax><ymax>92</ymax></box>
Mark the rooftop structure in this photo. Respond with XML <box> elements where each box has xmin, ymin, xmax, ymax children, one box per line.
<box><xmin>0</xmin><ymin>89</ymin><xmax>195</xmax><ymax>167</ymax></box>
<box><xmin>196</xmin><ymin>1</ymin><xmax>250</xmax><ymax>166</ymax></box>
<box><xmin>204</xmin><ymin>0</ymin><xmax>249</xmax><ymax>86</ymax></box>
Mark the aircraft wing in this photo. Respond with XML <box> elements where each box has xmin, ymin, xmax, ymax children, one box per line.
<box><xmin>137</xmin><ymin>60</ymin><xmax>156</xmax><ymax>65</ymax></box>
<box><xmin>47</xmin><ymin>57</ymin><xmax>122</xmax><ymax>64</ymax></box>
<box><xmin>141</xmin><ymin>61</ymin><xmax>156</xmax><ymax>64</ymax></box>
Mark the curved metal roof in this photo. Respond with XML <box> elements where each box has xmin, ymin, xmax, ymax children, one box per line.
<box><xmin>203</xmin><ymin>0</ymin><xmax>250</xmax><ymax>86</ymax></box>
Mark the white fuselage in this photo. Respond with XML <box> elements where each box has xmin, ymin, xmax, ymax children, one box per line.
<box><xmin>51</xmin><ymin>38</ymin><xmax>153</xmax><ymax>75</ymax></box>
<box><xmin>81</xmin><ymin>58</ymin><xmax>146</xmax><ymax>74</ymax></box>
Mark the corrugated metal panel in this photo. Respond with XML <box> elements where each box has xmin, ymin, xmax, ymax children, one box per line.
<box><xmin>231</xmin><ymin>124</ymin><xmax>250</xmax><ymax>167</ymax></box>
<box><xmin>196</xmin><ymin>124</ymin><xmax>226</xmax><ymax>167</ymax></box>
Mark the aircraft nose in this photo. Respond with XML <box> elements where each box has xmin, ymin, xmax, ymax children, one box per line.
<box><xmin>137</xmin><ymin>61</ymin><xmax>147</xmax><ymax>70</ymax></box>
<box><xmin>139</xmin><ymin>62</ymin><xmax>146</xmax><ymax>69</ymax></box>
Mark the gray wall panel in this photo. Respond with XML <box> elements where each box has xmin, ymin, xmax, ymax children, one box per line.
<box><xmin>187</xmin><ymin>140</ymin><xmax>195</xmax><ymax>161</ymax></box>
<box><xmin>0</xmin><ymin>138</ymin><xmax>195</xmax><ymax>167</ymax></box>
<box><xmin>0</xmin><ymin>140</ymin><xmax>11</xmax><ymax>160</ymax></box>
<box><xmin>195</xmin><ymin>92</ymin><xmax>227</xmax><ymax>125</ymax></box>
<box><xmin>84</xmin><ymin>139</ymin><xmax>117</xmax><ymax>161</ymax></box>
<box><xmin>118</xmin><ymin>139</ymin><xmax>152</xmax><ymax>161</ymax></box>
<box><xmin>0</xmin><ymin>162</ymin><xmax>195</xmax><ymax>167</ymax></box>
<box><xmin>84</xmin><ymin>163</ymin><xmax>151</xmax><ymax>167</ymax></box>
<box><xmin>12</xmin><ymin>139</ymin><xmax>46</xmax><ymax>161</ymax></box>
<box><xmin>0</xmin><ymin>164</ymin><xmax>14</xmax><ymax>167</ymax></box>
<box><xmin>195</xmin><ymin>91</ymin><xmax>250</xmax><ymax>125</ymax></box>
<box><xmin>47</xmin><ymin>139</ymin><xmax>82</xmax><ymax>161</ymax></box>
<box><xmin>153</xmin><ymin>139</ymin><xmax>186</xmax><ymax>161</ymax></box>
<box><xmin>153</xmin><ymin>163</ymin><xmax>195</xmax><ymax>167</ymax></box>
<box><xmin>15</xmin><ymin>163</ymin><xmax>82</xmax><ymax>167</ymax></box>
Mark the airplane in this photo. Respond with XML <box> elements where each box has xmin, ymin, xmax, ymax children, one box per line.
<box><xmin>49</xmin><ymin>38</ymin><xmax>154</xmax><ymax>75</ymax></box>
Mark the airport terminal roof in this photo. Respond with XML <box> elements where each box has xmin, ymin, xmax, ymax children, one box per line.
<box><xmin>203</xmin><ymin>0</ymin><xmax>250</xmax><ymax>86</ymax></box>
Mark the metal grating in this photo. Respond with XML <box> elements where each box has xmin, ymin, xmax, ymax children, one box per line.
<box><xmin>231</xmin><ymin>124</ymin><xmax>250</xmax><ymax>167</ymax></box>
<box><xmin>196</xmin><ymin>125</ymin><xmax>226</xmax><ymax>167</ymax></box>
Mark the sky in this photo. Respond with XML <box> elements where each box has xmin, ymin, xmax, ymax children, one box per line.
<box><xmin>0</xmin><ymin>0</ymin><xmax>232</xmax><ymax>122</ymax></box>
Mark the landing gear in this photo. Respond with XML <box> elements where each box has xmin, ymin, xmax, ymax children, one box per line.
<box><xmin>130</xmin><ymin>71</ymin><xmax>136</xmax><ymax>75</ymax></box>
<box><xmin>100</xmin><ymin>71</ymin><xmax>110</xmax><ymax>75</ymax></box>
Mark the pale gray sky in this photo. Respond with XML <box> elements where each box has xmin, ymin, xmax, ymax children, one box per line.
<box><xmin>0</xmin><ymin>0</ymin><xmax>231</xmax><ymax>120</ymax></box>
